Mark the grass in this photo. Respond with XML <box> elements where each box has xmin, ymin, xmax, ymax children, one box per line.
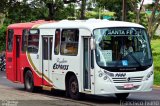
<box><xmin>151</xmin><ymin>39</ymin><xmax>160</xmax><ymax>85</ymax></box>
<box><xmin>154</xmin><ymin>71</ymin><xmax>160</xmax><ymax>85</ymax></box>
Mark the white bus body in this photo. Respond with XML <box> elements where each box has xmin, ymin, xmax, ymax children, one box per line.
<box><xmin>28</xmin><ymin>19</ymin><xmax>153</xmax><ymax>99</ymax></box>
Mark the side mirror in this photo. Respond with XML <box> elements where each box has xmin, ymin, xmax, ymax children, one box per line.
<box><xmin>90</xmin><ymin>37</ymin><xmax>96</xmax><ymax>50</ymax></box>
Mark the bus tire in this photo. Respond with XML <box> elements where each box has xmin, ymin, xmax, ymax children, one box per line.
<box><xmin>115</xmin><ymin>93</ymin><xmax>129</xmax><ymax>100</ymax></box>
<box><xmin>24</xmin><ymin>70</ymin><xmax>35</xmax><ymax>92</ymax></box>
<box><xmin>68</xmin><ymin>75</ymin><xmax>80</xmax><ymax>100</ymax></box>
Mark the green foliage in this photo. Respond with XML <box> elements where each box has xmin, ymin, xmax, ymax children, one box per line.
<box><xmin>154</xmin><ymin>71</ymin><xmax>160</xmax><ymax>85</ymax></box>
<box><xmin>151</xmin><ymin>39</ymin><xmax>160</xmax><ymax>85</ymax></box>
<box><xmin>152</xmin><ymin>35</ymin><xmax>160</xmax><ymax>40</ymax></box>
<box><xmin>128</xmin><ymin>11</ymin><xmax>148</xmax><ymax>28</ymax></box>
<box><xmin>85</xmin><ymin>11</ymin><xmax>115</xmax><ymax>19</ymax></box>
<box><xmin>0</xmin><ymin>0</ymin><xmax>8</xmax><ymax>13</ymax></box>
<box><xmin>0</xmin><ymin>25</ymin><xmax>7</xmax><ymax>51</ymax></box>
<box><xmin>85</xmin><ymin>11</ymin><xmax>98</xmax><ymax>19</ymax></box>
<box><xmin>50</xmin><ymin>1</ymin><xmax>65</xmax><ymax>20</ymax></box>
<box><xmin>127</xmin><ymin>11</ymin><xmax>136</xmax><ymax>22</ymax></box>
<box><xmin>139</xmin><ymin>12</ymin><xmax>148</xmax><ymax>28</ymax></box>
<box><xmin>53</xmin><ymin>3</ymin><xmax>75</xmax><ymax>20</ymax></box>
<box><xmin>96</xmin><ymin>0</ymin><xmax>133</xmax><ymax>21</ymax></box>
<box><xmin>7</xmin><ymin>1</ymin><xmax>49</xmax><ymax>23</ymax></box>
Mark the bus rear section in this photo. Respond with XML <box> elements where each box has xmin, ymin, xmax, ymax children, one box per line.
<box><xmin>5</xmin><ymin>20</ymin><xmax>53</xmax><ymax>86</ymax></box>
<box><xmin>6</xmin><ymin>28</ymin><xmax>26</xmax><ymax>82</ymax></box>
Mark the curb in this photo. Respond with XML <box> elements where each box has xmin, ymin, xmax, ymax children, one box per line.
<box><xmin>153</xmin><ymin>85</ymin><xmax>160</xmax><ymax>88</ymax></box>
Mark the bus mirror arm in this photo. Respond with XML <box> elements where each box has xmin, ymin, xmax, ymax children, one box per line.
<box><xmin>90</xmin><ymin>37</ymin><xmax>96</xmax><ymax>50</ymax></box>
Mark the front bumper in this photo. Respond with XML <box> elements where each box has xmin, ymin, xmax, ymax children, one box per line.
<box><xmin>94</xmin><ymin>76</ymin><xmax>153</xmax><ymax>95</ymax></box>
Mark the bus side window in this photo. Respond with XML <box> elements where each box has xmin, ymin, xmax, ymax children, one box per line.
<box><xmin>60</xmin><ymin>29</ymin><xmax>79</xmax><ymax>56</ymax></box>
<box><xmin>54</xmin><ymin>29</ymin><xmax>60</xmax><ymax>55</ymax></box>
<box><xmin>27</xmin><ymin>29</ymin><xmax>39</xmax><ymax>53</ymax></box>
<box><xmin>22</xmin><ymin>29</ymin><xmax>28</xmax><ymax>52</ymax></box>
<box><xmin>7</xmin><ymin>29</ymin><xmax>14</xmax><ymax>52</ymax></box>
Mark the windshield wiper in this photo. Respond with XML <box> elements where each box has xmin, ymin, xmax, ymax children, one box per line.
<box><xmin>125</xmin><ymin>50</ymin><xmax>142</xmax><ymax>67</ymax></box>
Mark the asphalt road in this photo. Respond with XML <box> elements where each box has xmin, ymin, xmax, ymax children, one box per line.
<box><xmin>0</xmin><ymin>71</ymin><xmax>160</xmax><ymax>106</ymax></box>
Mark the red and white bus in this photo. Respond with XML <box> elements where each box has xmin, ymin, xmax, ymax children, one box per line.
<box><xmin>6</xmin><ymin>19</ymin><xmax>153</xmax><ymax>100</ymax></box>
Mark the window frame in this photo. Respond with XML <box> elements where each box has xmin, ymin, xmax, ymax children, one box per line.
<box><xmin>27</xmin><ymin>29</ymin><xmax>40</xmax><ymax>54</ymax></box>
<box><xmin>43</xmin><ymin>37</ymin><xmax>49</xmax><ymax>60</ymax></box>
<box><xmin>7</xmin><ymin>29</ymin><xmax>14</xmax><ymax>52</ymax></box>
<box><xmin>42</xmin><ymin>36</ymin><xmax>53</xmax><ymax>60</ymax></box>
<box><xmin>60</xmin><ymin>28</ymin><xmax>79</xmax><ymax>56</ymax></box>
<box><xmin>54</xmin><ymin>29</ymin><xmax>61</xmax><ymax>55</ymax></box>
<box><xmin>22</xmin><ymin>29</ymin><xmax>28</xmax><ymax>52</ymax></box>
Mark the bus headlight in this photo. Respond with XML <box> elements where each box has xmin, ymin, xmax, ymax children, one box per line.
<box><xmin>99</xmin><ymin>73</ymin><xmax>103</xmax><ymax>77</ymax></box>
<box><xmin>98</xmin><ymin>71</ymin><xmax>103</xmax><ymax>77</ymax></box>
<box><xmin>103</xmin><ymin>75</ymin><xmax>112</xmax><ymax>82</ymax></box>
<box><xmin>103</xmin><ymin>76</ymin><xmax>108</xmax><ymax>80</ymax></box>
<box><xmin>145</xmin><ymin>71</ymin><xmax>153</xmax><ymax>80</ymax></box>
<box><xmin>98</xmin><ymin>70</ymin><xmax>111</xmax><ymax>82</ymax></box>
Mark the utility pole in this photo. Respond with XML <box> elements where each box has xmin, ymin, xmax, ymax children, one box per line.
<box><xmin>122</xmin><ymin>0</ymin><xmax>126</xmax><ymax>21</ymax></box>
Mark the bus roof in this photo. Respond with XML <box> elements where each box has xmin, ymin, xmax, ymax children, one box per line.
<box><xmin>7</xmin><ymin>20</ymin><xmax>54</xmax><ymax>29</ymax></box>
<box><xmin>38</xmin><ymin>19</ymin><xmax>145</xmax><ymax>31</ymax></box>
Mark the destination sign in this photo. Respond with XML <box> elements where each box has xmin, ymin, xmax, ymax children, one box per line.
<box><xmin>106</xmin><ymin>28</ymin><xmax>142</xmax><ymax>35</ymax></box>
<box><xmin>29</xmin><ymin>29</ymin><xmax>39</xmax><ymax>35</ymax></box>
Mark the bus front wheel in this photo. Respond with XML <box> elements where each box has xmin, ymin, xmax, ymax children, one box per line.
<box><xmin>115</xmin><ymin>93</ymin><xmax>129</xmax><ymax>100</ymax></box>
<box><xmin>24</xmin><ymin>70</ymin><xmax>34</xmax><ymax>92</ymax></box>
<box><xmin>68</xmin><ymin>75</ymin><xmax>80</xmax><ymax>100</ymax></box>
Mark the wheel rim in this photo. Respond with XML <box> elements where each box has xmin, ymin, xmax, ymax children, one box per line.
<box><xmin>26</xmin><ymin>75</ymin><xmax>32</xmax><ymax>89</ymax></box>
<box><xmin>70</xmin><ymin>79</ymin><xmax>78</xmax><ymax>94</ymax></box>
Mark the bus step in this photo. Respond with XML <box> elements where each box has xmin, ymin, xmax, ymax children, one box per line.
<box><xmin>82</xmin><ymin>89</ymin><xmax>91</xmax><ymax>94</ymax></box>
<box><xmin>84</xmin><ymin>89</ymin><xmax>91</xmax><ymax>92</ymax></box>
<box><xmin>14</xmin><ymin>81</ymin><xmax>20</xmax><ymax>83</ymax></box>
<box><xmin>42</xmin><ymin>86</ymin><xmax>53</xmax><ymax>91</ymax></box>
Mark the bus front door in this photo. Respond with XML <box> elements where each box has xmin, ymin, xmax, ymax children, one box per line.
<box><xmin>42</xmin><ymin>36</ymin><xmax>53</xmax><ymax>86</ymax></box>
<box><xmin>83</xmin><ymin>38</ymin><xmax>91</xmax><ymax>90</ymax></box>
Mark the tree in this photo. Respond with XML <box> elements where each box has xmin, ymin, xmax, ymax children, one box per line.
<box><xmin>96</xmin><ymin>0</ymin><xmax>133</xmax><ymax>21</ymax></box>
<box><xmin>97</xmin><ymin>0</ymin><xmax>160</xmax><ymax>38</ymax></box>
<box><xmin>0</xmin><ymin>0</ymin><xmax>8</xmax><ymax>14</ymax></box>
<box><xmin>0</xmin><ymin>0</ymin><xmax>10</xmax><ymax>26</ymax></box>
<box><xmin>0</xmin><ymin>24</ymin><xmax>7</xmax><ymax>51</ymax></box>
<box><xmin>80</xmin><ymin>0</ymin><xmax>86</xmax><ymax>19</ymax></box>
<box><xmin>130</xmin><ymin>0</ymin><xmax>160</xmax><ymax>38</ymax></box>
<box><xmin>6</xmin><ymin>1</ymin><xmax>49</xmax><ymax>23</ymax></box>
<box><xmin>32</xmin><ymin>0</ymin><xmax>78</xmax><ymax>20</ymax></box>
<box><xmin>147</xmin><ymin>0</ymin><xmax>160</xmax><ymax>38</ymax></box>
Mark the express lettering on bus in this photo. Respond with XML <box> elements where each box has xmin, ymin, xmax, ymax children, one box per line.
<box><xmin>53</xmin><ymin>58</ymin><xmax>69</xmax><ymax>70</ymax></box>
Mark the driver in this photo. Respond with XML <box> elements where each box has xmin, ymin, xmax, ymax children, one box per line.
<box><xmin>120</xmin><ymin>40</ymin><xmax>133</xmax><ymax>57</ymax></box>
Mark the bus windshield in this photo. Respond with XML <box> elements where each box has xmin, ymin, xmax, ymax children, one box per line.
<box><xmin>93</xmin><ymin>27</ymin><xmax>153</xmax><ymax>72</ymax></box>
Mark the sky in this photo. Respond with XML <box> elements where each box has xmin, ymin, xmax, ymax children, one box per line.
<box><xmin>143</xmin><ymin>0</ymin><xmax>154</xmax><ymax>5</ymax></box>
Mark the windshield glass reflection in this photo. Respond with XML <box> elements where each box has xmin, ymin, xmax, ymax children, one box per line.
<box><xmin>93</xmin><ymin>27</ymin><xmax>152</xmax><ymax>71</ymax></box>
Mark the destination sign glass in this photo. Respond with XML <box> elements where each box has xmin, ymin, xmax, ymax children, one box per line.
<box><xmin>105</xmin><ymin>28</ymin><xmax>142</xmax><ymax>35</ymax></box>
<box><xmin>29</xmin><ymin>29</ymin><xmax>39</xmax><ymax>35</ymax></box>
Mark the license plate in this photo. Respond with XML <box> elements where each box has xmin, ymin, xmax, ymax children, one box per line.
<box><xmin>124</xmin><ymin>84</ymin><xmax>134</xmax><ymax>88</ymax></box>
